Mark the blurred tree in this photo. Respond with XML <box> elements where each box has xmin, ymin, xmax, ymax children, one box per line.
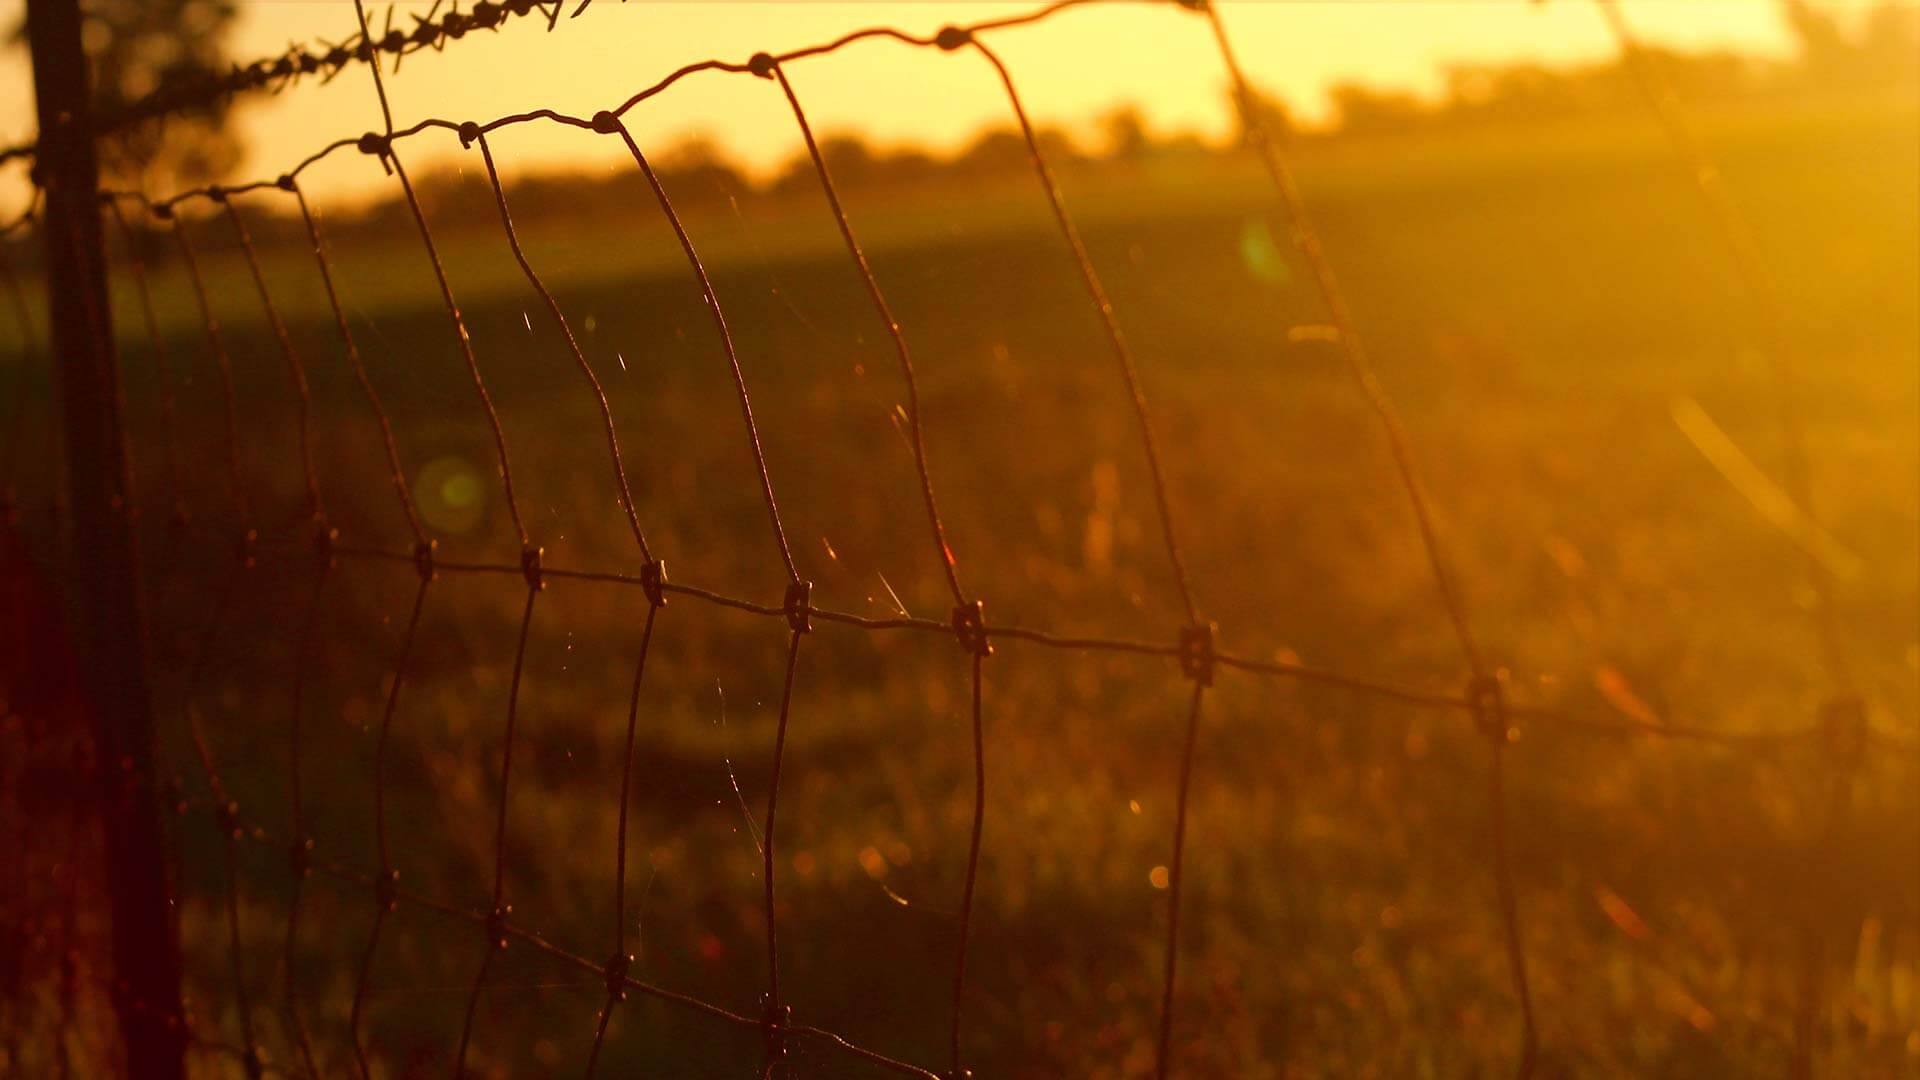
<box><xmin>1854</xmin><ymin>1</ymin><xmax>1920</xmax><ymax>85</ymax></box>
<box><xmin>652</xmin><ymin>134</ymin><xmax>749</xmax><ymax>202</ymax></box>
<box><xmin>953</xmin><ymin>125</ymin><xmax>1080</xmax><ymax>176</ymax></box>
<box><xmin>1778</xmin><ymin>0</ymin><xmax>1854</xmax><ymax>82</ymax></box>
<box><xmin>1328</xmin><ymin>83</ymin><xmax>1427</xmax><ymax>135</ymax></box>
<box><xmin>772</xmin><ymin>133</ymin><xmax>869</xmax><ymax>196</ymax></box>
<box><xmin>14</xmin><ymin>0</ymin><xmax>239</xmax><ymax>190</ymax></box>
<box><xmin>1099</xmin><ymin>103</ymin><xmax>1149</xmax><ymax>159</ymax></box>
<box><xmin>1780</xmin><ymin>0</ymin><xmax>1920</xmax><ymax>90</ymax></box>
<box><xmin>1226</xmin><ymin>82</ymin><xmax>1293</xmax><ymax>146</ymax></box>
<box><xmin>1444</xmin><ymin>62</ymin><xmax>1591</xmax><ymax>123</ymax></box>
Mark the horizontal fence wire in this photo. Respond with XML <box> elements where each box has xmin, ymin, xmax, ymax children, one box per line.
<box><xmin>0</xmin><ymin>0</ymin><xmax>1907</xmax><ymax>1077</ymax></box>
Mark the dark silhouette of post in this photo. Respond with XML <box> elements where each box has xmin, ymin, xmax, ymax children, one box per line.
<box><xmin>24</xmin><ymin>1</ymin><xmax>185</xmax><ymax>1075</ymax></box>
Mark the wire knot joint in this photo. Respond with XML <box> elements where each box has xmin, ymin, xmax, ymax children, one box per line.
<box><xmin>313</xmin><ymin>523</ymin><xmax>338</xmax><ymax>571</ymax></box>
<box><xmin>458</xmin><ymin>121</ymin><xmax>483</xmax><ymax>149</ymax></box>
<box><xmin>602</xmin><ymin>951</ymin><xmax>633</xmax><ymax>1001</ymax></box>
<box><xmin>935</xmin><ymin>26</ymin><xmax>973</xmax><ymax>51</ymax></box>
<box><xmin>1178</xmin><ymin>621</ymin><xmax>1216</xmax><ymax>687</ymax></box>
<box><xmin>785</xmin><ymin>580</ymin><xmax>812</xmax><ymax>634</ymax></box>
<box><xmin>289</xmin><ymin>836</ymin><xmax>314</xmax><ymax>879</ymax></box>
<box><xmin>215</xmin><ymin>800</ymin><xmax>242</xmax><ymax>839</ymax></box>
<box><xmin>747</xmin><ymin>52</ymin><xmax>778</xmax><ymax>79</ymax></box>
<box><xmin>375</xmin><ymin>869</ymin><xmax>401</xmax><ymax>913</ymax></box>
<box><xmin>640</xmin><ymin>559</ymin><xmax>668</xmax><ymax>608</ymax></box>
<box><xmin>952</xmin><ymin>600</ymin><xmax>991</xmax><ymax>657</ymax></box>
<box><xmin>1467</xmin><ymin>673</ymin><xmax>1514</xmax><ymax>743</ymax></box>
<box><xmin>486</xmin><ymin>905</ymin><xmax>512</xmax><ymax>950</ymax></box>
<box><xmin>590</xmin><ymin>110</ymin><xmax>621</xmax><ymax>135</ymax></box>
<box><xmin>521</xmin><ymin>546</ymin><xmax>545</xmax><ymax>591</ymax></box>
<box><xmin>760</xmin><ymin>995</ymin><xmax>792</xmax><ymax>1061</ymax></box>
<box><xmin>413</xmin><ymin>539</ymin><xmax>438</xmax><ymax>582</ymax></box>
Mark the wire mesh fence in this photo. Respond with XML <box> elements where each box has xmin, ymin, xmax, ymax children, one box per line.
<box><xmin>1</xmin><ymin>1</ymin><xmax>1913</xmax><ymax>1077</ymax></box>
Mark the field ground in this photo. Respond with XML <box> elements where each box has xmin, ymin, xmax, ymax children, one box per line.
<box><xmin>3</xmin><ymin>97</ymin><xmax>1918</xmax><ymax>1076</ymax></box>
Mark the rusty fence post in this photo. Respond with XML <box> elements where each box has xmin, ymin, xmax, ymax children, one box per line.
<box><xmin>24</xmin><ymin>0</ymin><xmax>186</xmax><ymax>1075</ymax></box>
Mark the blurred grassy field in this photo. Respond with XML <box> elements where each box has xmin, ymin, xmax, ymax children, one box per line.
<box><xmin>6</xmin><ymin>97</ymin><xmax>1918</xmax><ymax>1077</ymax></box>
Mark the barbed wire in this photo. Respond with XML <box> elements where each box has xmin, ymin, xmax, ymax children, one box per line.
<box><xmin>0</xmin><ymin>0</ymin><xmax>592</xmax><ymax>171</ymax></box>
<box><xmin>0</xmin><ymin>0</ymin><xmax>1903</xmax><ymax>1076</ymax></box>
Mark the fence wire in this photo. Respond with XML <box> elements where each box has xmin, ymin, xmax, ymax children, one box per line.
<box><xmin>0</xmin><ymin>0</ymin><xmax>1904</xmax><ymax>1077</ymax></box>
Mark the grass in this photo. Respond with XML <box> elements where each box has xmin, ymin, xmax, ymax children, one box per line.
<box><xmin>3</xmin><ymin>96</ymin><xmax>1917</xmax><ymax>1077</ymax></box>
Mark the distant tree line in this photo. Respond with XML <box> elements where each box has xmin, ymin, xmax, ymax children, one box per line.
<box><xmin>1323</xmin><ymin>0</ymin><xmax>1916</xmax><ymax>137</ymax></box>
<box><xmin>10</xmin><ymin>0</ymin><xmax>240</xmax><ymax>192</ymax></box>
<box><xmin>60</xmin><ymin>0</ymin><xmax>1916</xmax><ymax>251</ymax></box>
<box><xmin>401</xmin><ymin>0</ymin><xmax>1914</xmax><ymax>225</ymax></box>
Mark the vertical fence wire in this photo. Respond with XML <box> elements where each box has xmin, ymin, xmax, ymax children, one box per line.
<box><xmin>176</xmin><ymin>580</ymin><xmax>261</xmax><ymax>1076</ymax></box>
<box><xmin>168</xmin><ymin>215</ymin><xmax>253</xmax><ymax>531</ymax></box>
<box><xmin>0</xmin><ymin>235</ymin><xmax>38</xmax><ymax>505</ymax></box>
<box><xmin>965</xmin><ymin>33</ymin><xmax>1199</xmax><ymax>628</ymax></box>
<box><xmin>101</xmin><ymin>199</ymin><xmax>187</xmax><ymax>525</ymax></box>
<box><xmin>280</xmin><ymin>564</ymin><xmax>328</xmax><ymax>1079</ymax></box>
<box><xmin>600</xmin><ymin>103</ymin><xmax>818</xmax><ymax>1072</ymax></box>
<box><xmin>352</xmin><ymin>0</ymin><xmax>530</xmax><ymax>556</ymax></box>
<box><xmin>473</xmin><ymin>128</ymin><xmax>654</xmax><ymax>566</ymax></box>
<box><xmin>0</xmin><ymin>229</ymin><xmax>62</xmax><ymax>525</ymax></box>
<box><xmin>1200</xmin><ymin>5</ymin><xmax>1536</xmax><ymax>1076</ymax></box>
<box><xmin>761</xmin><ymin>62</ymin><xmax>998</xmax><ymax>1076</ymax></box>
<box><xmin>220</xmin><ymin>193</ymin><xmax>326</xmax><ymax>530</ymax></box>
<box><xmin>286</xmin><ymin>179</ymin><xmax>429</xmax><ymax>548</ymax></box>
<box><xmin>583</xmin><ymin>600</ymin><xmax>660</xmax><ymax>1077</ymax></box>
<box><xmin>472</xmin><ymin>122</ymin><xmax>680</xmax><ymax>1074</ymax></box>
<box><xmin>956</xmin><ymin>32</ymin><xmax>1223</xmax><ymax>1078</ymax></box>
<box><xmin>348</xmin><ymin>571</ymin><xmax>431</xmax><ymax>1078</ymax></box>
<box><xmin>1591</xmin><ymin>3</ymin><xmax>1867</xmax><ymax>1073</ymax></box>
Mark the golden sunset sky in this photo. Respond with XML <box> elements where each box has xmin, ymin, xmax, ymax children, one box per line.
<box><xmin>1</xmin><ymin>1</ymin><xmax>1824</xmax><ymax>207</ymax></box>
